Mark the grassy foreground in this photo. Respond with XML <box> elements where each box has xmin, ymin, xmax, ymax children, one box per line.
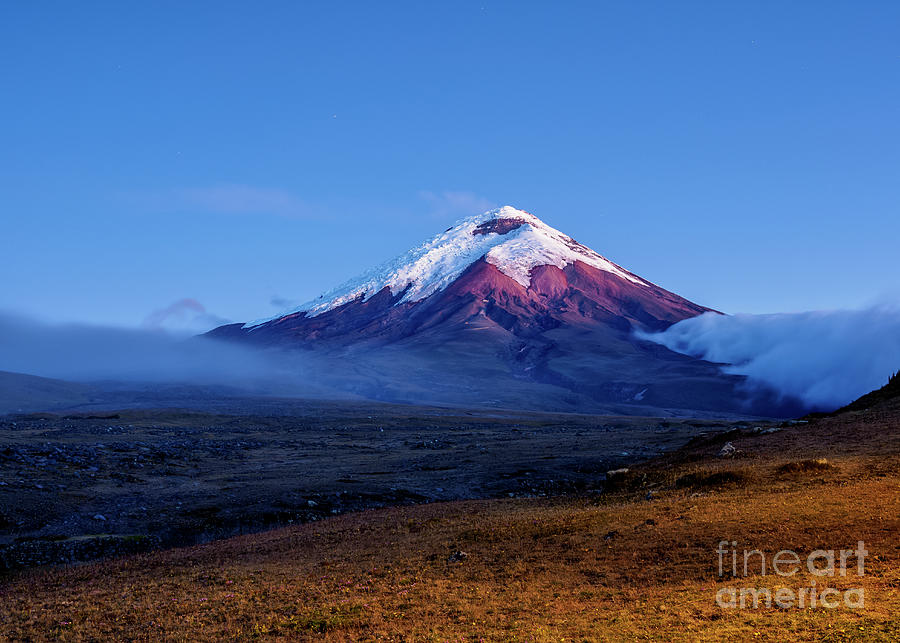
<box><xmin>1</xmin><ymin>404</ymin><xmax>899</xmax><ymax>641</ymax></box>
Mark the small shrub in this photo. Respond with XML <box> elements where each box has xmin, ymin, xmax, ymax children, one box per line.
<box><xmin>776</xmin><ymin>458</ymin><xmax>837</xmax><ymax>475</ymax></box>
<box><xmin>674</xmin><ymin>469</ymin><xmax>748</xmax><ymax>489</ymax></box>
<box><xmin>603</xmin><ymin>469</ymin><xmax>644</xmax><ymax>492</ymax></box>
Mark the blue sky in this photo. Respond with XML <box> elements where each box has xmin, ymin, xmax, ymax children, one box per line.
<box><xmin>3</xmin><ymin>1</ymin><xmax>899</xmax><ymax>328</ymax></box>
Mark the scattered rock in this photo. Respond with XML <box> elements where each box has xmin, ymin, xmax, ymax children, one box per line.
<box><xmin>717</xmin><ymin>442</ymin><xmax>738</xmax><ymax>458</ymax></box>
<box><xmin>447</xmin><ymin>550</ymin><xmax>468</xmax><ymax>563</ymax></box>
<box><xmin>92</xmin><ymin>514</ymin><xmax>106</xmax><ymax>521</ymax></box>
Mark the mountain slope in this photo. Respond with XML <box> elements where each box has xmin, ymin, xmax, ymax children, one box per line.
<box><xmin>243</xmin><ymin>207</ymin><xmax>655</xmax><ymax>326</ymax></box>
<box><xmin>0</xmin><ymin>371</ymin><xmax>96</xmax><ymax>415</ymax></box>
<box><xmin>838</xmin><ymin>370</ymin><xmax>900</xmax><ymax>413</ymax></box>
<box><xmin>212</xmin><ymin>207</ymin><xmax>712</xmax><ymax>345</ymax></box>
<box><xmin>208</xmin><ymin>207</ymin><xmax>795</xmax><ymax>416</ymax></box>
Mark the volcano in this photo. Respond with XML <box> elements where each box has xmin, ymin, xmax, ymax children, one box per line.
<box><xmin>208</xmin><ymin>207</ymin><xmax>793</xmax><ymax>416</ymax></box>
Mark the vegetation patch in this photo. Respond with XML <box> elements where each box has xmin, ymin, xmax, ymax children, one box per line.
<box><xmin>275</xmin><ymin>605</ymin><xmax>364</xmax><ymax>634</ymax></box>
<box><xmin>674</xmin><ymin>469</ymin><xmax>749</xmax><ymax>489</ymax></box>
<box><xmin>603</xmin><ymin>468</ymin><xmax>648</xmax><ymax>492</ymax></box>
<box><xmin>776</xmin><ymin>458</ymin><xmax>838</xmax><ymax>475</ymax></box>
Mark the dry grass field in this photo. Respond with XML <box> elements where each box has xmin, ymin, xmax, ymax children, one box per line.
<box><xmin>1</xmin><ymin>400</ymin><xmax>899</xmax><ymax>641</ymax></box>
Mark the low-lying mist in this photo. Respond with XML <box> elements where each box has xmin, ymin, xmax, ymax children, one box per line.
<box><xmin>0</xmin><ymin>311</ymin><xmax>317</xmax><ymax>395</ymax></box>
<box><xmin>641</xmin><ymin>306</ymin><xmax>900</xmax><ymax>410</ymax></box>
<box><xmin>7</xmin><ymin>305</ymin><xmax>897</xmax><ymax>416</ymax></box>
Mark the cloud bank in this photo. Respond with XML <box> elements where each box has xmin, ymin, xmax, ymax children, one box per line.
<box><xmin>0</xmin><ymin>311</ymin><xmax>304</xmax><ymax>389</ymax></box>
<box><xmin>642</xmin><ymin>307</ymin><xmax>900</xmax><ymax>410</ymax></box>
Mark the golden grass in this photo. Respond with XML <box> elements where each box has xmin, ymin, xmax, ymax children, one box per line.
<box><xmin>2</xmin><ymin>455</ymin><xmax>899</xmax><ymax>641</ymax></box>
<box><xmin>2</xmin><ymin>406</ymin><xmax>900</xmax><ymax>641</ymax></box>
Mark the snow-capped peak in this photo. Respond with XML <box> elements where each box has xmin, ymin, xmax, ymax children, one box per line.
<box><xmin>243</xmin><ymin>206</ymin><xmax>648</xmax><ymax>328</ymax></box>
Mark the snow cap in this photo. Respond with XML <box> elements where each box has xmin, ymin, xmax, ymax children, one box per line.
<box><xmin>244</xmin><ymin>206</ymin><xmax>647</xmax><ymax>328</ymax></box>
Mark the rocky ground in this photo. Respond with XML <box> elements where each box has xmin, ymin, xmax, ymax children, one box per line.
<box><xmin>0</xmin><ymin>403</ymin><xmax>759</xmax><ymax>569</ymax></box>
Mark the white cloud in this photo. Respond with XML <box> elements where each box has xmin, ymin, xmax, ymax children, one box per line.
<box><xmin>641</xmin><ymin>306</ymin><xmax>900</xmax><ymax>410</ymax></box>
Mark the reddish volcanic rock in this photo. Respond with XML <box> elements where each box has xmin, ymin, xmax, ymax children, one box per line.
<box><xmin>472</xmin><ymin>218</ymin><xmax>529</xmax><ymax>236</ymax></box>
<box><xmin>211</xmin><ymin>257</ymin><xmax>711</xmax><ymax>347</ymax></box>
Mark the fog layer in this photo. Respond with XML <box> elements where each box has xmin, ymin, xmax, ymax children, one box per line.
<box><xmin>642</xmin><ymin>307</ymin><xmax>900</xmax><ymax>410</ymax></box>
<box><xmin>0</xmin><ymin>312</ymin><xmax>304</xmax><ymax>390</ymax></box>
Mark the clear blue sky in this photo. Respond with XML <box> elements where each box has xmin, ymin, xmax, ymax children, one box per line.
<box><xmin>3</xmin><ymin>1</ymin><xmax>899</xmax><ymax>327</ymax></box>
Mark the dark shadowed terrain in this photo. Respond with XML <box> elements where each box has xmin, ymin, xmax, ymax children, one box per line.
<box><xmin>0</xmin><ymin>402</ymin><xmax>764</xmax><ymax>569</ymax></box>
